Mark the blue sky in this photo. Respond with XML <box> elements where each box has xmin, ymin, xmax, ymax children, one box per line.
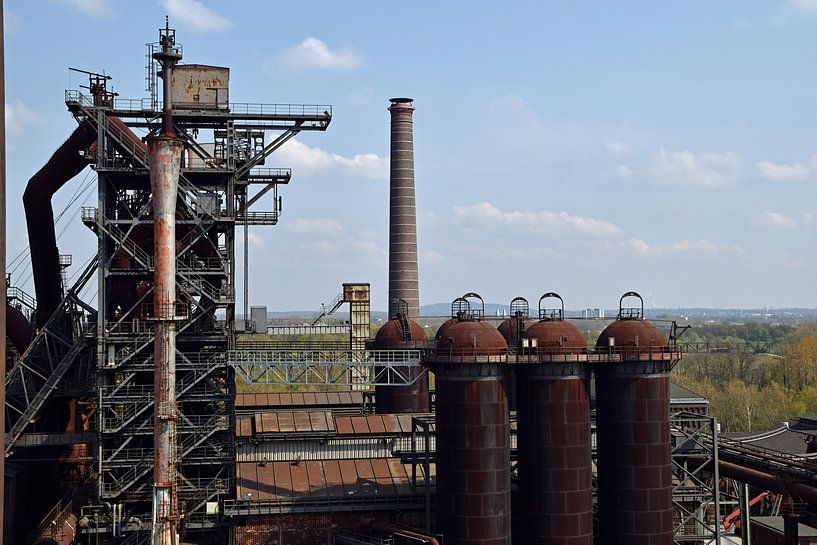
<box><xmin>4</xmin><ymin>0</ymin><xmax>817</xmax><ymax>311</ymax></box>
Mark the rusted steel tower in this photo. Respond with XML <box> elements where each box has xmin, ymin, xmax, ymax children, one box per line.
<box><xmin>373</xmin><ymin>298</ymin><xmax>430</xmax><ymax>413</ymax></box>
<box><xmin>426</xmin><ymin>294</ymin><xmax>511</xmax><ymax>545</ymax></box>
<box><xmin>149</xmin><ymin>19</ymin><xmax>183</xmax><ymax>545</ymax></box>
<box><xmin>595</xmin><ymin>292</ymin><xmax>674</xmax><ymax>545</ymax></box>
<box><xmin>516</xmin><ymin>293</ymin><xmax>592</xmax><ymax>545</ymax></box>
<box><xmin>388</xmin><ymin>98</ymin><xmax>419</xmax><ymax>320</ymax></box>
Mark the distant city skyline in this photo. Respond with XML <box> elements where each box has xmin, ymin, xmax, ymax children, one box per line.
<box><xmin>5</xmin><ymin>1</ymin><xmax>817</xmax><ymax>310</ymax></box>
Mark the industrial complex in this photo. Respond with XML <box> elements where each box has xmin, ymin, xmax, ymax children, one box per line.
<box><xmin>5</xmin><ymin>20</ymin><xmax>817</xmax><ymax>545</ymax></box>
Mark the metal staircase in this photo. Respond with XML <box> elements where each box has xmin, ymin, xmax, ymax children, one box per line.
<box><xmin>5</xmin><ymin>339</ymin><xmax>87</xmax><ymax>452</ymax></box>
<box><xmin>102</xmin><ymin>414</ymin><xmax>228</xmax><ymax>497</ymax></box>
<box><xmin>311</xmin><ymin>292</ymin><xmax>345</xmax><ymax>325</ymax></box>
<box><xmin>4</xmin><ymin>258</ymin><xmax>97</xmax><ymax>454</ymax></box>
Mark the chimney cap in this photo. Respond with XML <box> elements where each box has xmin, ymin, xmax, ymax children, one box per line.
<box><xmin>389</xmin><ymin>97</ymin><xmax>414</xmax><ymax>104</ymax></box>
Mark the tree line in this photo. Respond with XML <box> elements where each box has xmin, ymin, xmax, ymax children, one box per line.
<box><xmin>671</xmin><ymin>322</ymin><xmax>817</xmax><ymax>433</ymax></box>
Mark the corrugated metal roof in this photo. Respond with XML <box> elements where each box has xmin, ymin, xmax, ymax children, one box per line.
<box><xmin>236</xmin><ymin>459</ymin><xmax>435</xmax><ymax>502</ymax></box>
<box><xmin>236</xmin><ymin>391</ymin><xmax>365</xmax><ymax>408</ymax></box>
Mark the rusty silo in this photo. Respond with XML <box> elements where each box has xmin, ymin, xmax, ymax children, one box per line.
<box><xmin>374</xmin><ymin>298</ymin><xmax>430</xmax><ymax>413</ymax></box>
<box><xmin>427</xmin><ymin>294</ymin><xmax>511</xmax><ymax>545</ymax></box>
<box><xmin>595</xmin><ymin>292</ymin><xmax>673</xmax><ymax>545</ymax></box>
<box><xmin>516</xmin><ymin>293</ymin><xmax>592</xmax><ymax>545</ymax></box>
<box><xmin>388</xmin><ymin>97</ymin><xmax>420</xmax><ymax>320</ymax></box>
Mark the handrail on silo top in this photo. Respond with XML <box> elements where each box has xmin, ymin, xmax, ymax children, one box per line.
<box><xmin>538</xmin><ymin>292</ymin><xmax>564</xmax><ymax>321</ymax></box>
<box><xmin>618</xmin><ymin>291</ymin><xmax>644</xmax><ymax>320</ymax></box>
<box><xmin>509</xmin><ymin>296</ymin><xmax>529</xmax><ymax>318</ymax></box>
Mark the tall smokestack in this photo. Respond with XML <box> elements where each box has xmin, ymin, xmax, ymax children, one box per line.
<box><xmin>150</xmin><ymin>18</ymin><xmax>182</xmax><ymax>545</ymax></box>
<box><xmin>388</xmin><ymin>98</ymin><xmax>419</xmax><ymax>320</ymax></box>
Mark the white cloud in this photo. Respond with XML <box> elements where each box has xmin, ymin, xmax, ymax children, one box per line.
<box><xmin>6</xmin><ymin>100</ymin><xmax>44</xmax><ymax>136</ymax></box>
<box><xmin>285</xmin><ymin>217</ymin><xmax>344</xmax><ymax>236</ymax></box>
<box><xmin>453</xmin><ymin>202</ymin><xmax>621</xmax><ymax>237</ymax></box>
<box><xmin>277</xmin><ymin>139</ymin><xmax>388</xmax><ymax>180</ymax></box>
<box><xmin>629</xmin><ymin>238</ymin><xmax>743</xmax><ymax>257</ymax></box>
<box><xmin>159</xmin><ymin>0</ymin><xmax>232</xmax><ymax>32</ymax></box>
<box><xmin>56</xmin><ymin>0</ymin><xmax>113</xmax><ymax>16</ymax></box>
<box><xmin>803</xmin><ymin>213</ymin><xmax>814</xmax><ymax>224</ymax></box>
<box><xmin>616</xmin><ymin>165</ymin><xmax>635</xmax><ymax>180</ymax></box>
<box><xmin>787</xmin><ymin>0</ymin><xmax>817</xmax><ymax>13</ymax></box>
<box><xmin>272</xmin><ymin>38</ymin><xmax>363</xmax><ymax>71</ymax></box>
<box><xmin>309</xmin><ymin>240</ymin><xmax>339</xmax><ymax>256</ymax></box>
<box><xmin>605</xmin><ymin>141</ymin><xmax>631</xmax><ymax>155</ymax></box>
<box><xmin>756</xmin><ymin>160</ymin><xmax>811</xmax><ymax>182</ymax></box>
<box><xmin>753</xmin><ymin>211</ymin><xmax>797</xmax><ymax>228</ymax></box>
<box><xmin>421</xmin><ymin>250</ymin><xmax>445</xmax><ymax>265</ymax></box>
<box><xmin>351</xmin><ymin>240</ymin><xmax>383</xmax><ymax>256</ymax></box>
<box><xmin>649</xmin><ymin>148</ymin><xmax>741</xmax><ymax>187</ymax></box>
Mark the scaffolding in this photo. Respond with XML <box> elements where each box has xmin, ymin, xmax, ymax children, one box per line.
<box><xmin>61</xmin><ymin>60</ymin><xmax>332</xmax><ymax>541</ymax></box>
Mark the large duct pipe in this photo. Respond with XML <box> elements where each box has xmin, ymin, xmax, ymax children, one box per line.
<box><xmin>718</xmin><ymin>459</ymin><xmax>817</xmax><ymax>506</ymax></box>
<box><xmin>22</xmin><ymin>121</ymin><xmax>96</xmax><ymax>328</ymax></box>
<box><xmin>150</xmin><ymin>19</ymin><xmax>182</xmax><ymax>545</ymax></box>
<box><xmin>388</xmin><ymin>98</ymin><xmax>419</xmax><ymax>320</ymax></box>
<box><xmin>149</xmin><ymin>135</ymin><xmax>182</xmax><ymax>545</ymax></box>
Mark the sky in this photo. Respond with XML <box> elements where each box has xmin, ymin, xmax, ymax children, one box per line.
<box><xmin>4</xmin><ymin>0</ymin><xmax>817</xmax><ymax>311</ymax></box>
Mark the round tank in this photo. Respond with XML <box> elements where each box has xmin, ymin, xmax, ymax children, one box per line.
<box><xmin>596</xmin><ymin>319</ymin><xmax>667</xmax><ymax>358</ymax></box>
<box><xmin>429</xmin><ymin>319</ymin><xmax>511</xmax><ymax>545</ymax></box>
<box><xmin>434</xmin><ymin>317</ymin><xmax>458</xmax><ymax>342</ymax></box>
<box><xmin>523</xmin><ymin>319</ymin><xmax>587</xmax><ymax>354</ymax></box>
<box><xmin>517</xmin><ymin>317</ymin><xmax>592</xmax><ymax>544</ymax></box>
<box><xmin>594</xmin><ymin>293</ymin><xmax>672</xmax><ymax>545</ymax></box>
<box><xmin>374</xmin><ymin>318</ymin><xmax>430</xmax><ymax>413</ymax></box>
<box><xmin>497</xmin><ymin>318</ymin><xmax>536</xmax><ymax>345</ymax></box>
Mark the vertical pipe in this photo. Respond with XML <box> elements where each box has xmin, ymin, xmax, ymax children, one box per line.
<box><xmin>712</xmin><ymin>416</ymin><xmax>721</xmax><ymax>544</ymax></box>
<box><xmin>149</xmin><ymin>136</ymin><xmax>182</xmax><ymax>545</ymax></box>
<box><xmin>0</xmin><ymin>1</ymin><xmax>6</xmax><ymax>542</ymax></box>
<box><xmin>739</xmin><ymin>483</ymin><xmax>752</xmax><ymax>545</ymax></box>
<box><xmin>150</xmin><ymin>21</ymin><xmax>182</xmax><ymax>545</ymax></box>
<box><xmin>783</xmin><ymin>515</ymin><xmax>798</xmax><ymax>545</ymax></box>
<box><xmin>387</xmin><ymin>98</ymin><xmax>419</xmax><ymax>320</ymax></box>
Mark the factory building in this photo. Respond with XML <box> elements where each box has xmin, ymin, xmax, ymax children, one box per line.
<box><xmin>3</xmin><ymin>20</ymin><xmax>772</xmax><ymax>545</ymax></box>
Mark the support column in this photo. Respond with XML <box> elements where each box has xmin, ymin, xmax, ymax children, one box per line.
<box><xmin>739</xmin><ymin>483</ymin><xmax>752</xmax><ymax>545</ymax></box>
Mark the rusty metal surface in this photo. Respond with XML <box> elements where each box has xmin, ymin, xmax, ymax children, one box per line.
<box><xmin>375</xmin><ymin>318</ymin><xmax>430</xmax><ymax>413</ymax></box>
<box><xmin>235</xmin><ymin>458</ymin><xmax>431</xmax><ymax>502</ymax></box>
<box><xmin>524</xmin><ymin>320</ymin><xmax>588</xmax><ymax>354</ymax></box>
<box><xmin>596</xmin><ymin>318</ymin><xmax>668</xmax><ymax>358</ymax></box>
<box><xmin>496</xmin><ymin>318</ymin><xmax>535</xmax><ymax>346</ymax></box>
<box><xmin>171</xmin><ymin>64</ymin><xmax>229</xmax><ymax>109</ymax></box>
<box><xmin>595</xmin><ymin>362</ymin><xmax>672</xmax><ymax>545</ymax></box>
<box><xmin>5</xmin><ymin>304</ymin><xmax>32</xmax><ymax>353</ymax></box>
<box><xmin>149</xmin><ymin>133</ymin><xmax>183</xmax><ymax>545</ymax></box>
<box><xmin>516</xmin><ymin>364</ymin><xmax>592</xmax><ymax>544</ymax></box>
<box><xmin>432</xmin><ymin>362</ymin><xmax>511</xmax><ymax>545</ymax></box>
<box><xmin>435</xmin><ymin>320</ymin><xmax>509</xmax><ymax>357</ymax></box>
<box><xmin>388</xmin><ymin>98</ymin><xmax>420</xmax><ymax>320</ymax></box>
<box><xmin>434</xmin><ymin>317</ymin><xmax>458</xmax><ymax>342</ymax></box>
